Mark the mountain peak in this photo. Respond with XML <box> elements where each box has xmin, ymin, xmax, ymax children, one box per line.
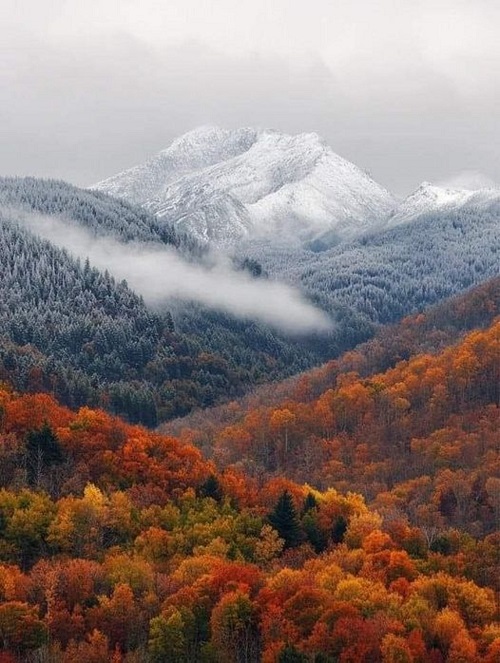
<box><xmin>161</xmin><ymin>126</ymin><xmax>259</xmax><ymax>161</ymax></box>
<box><xmin>94</xmin><ymin>127</ymin><xmax>396</xmax><ymax>247</ymax></box>
<box><xmin>159</xmin><ymin>126</ymin><xmax>331</xmax><ymax>167</ymax></box>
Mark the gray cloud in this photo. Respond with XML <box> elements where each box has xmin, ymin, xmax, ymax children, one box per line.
<box><xmin>0</xmin><ymin>1</ymin><xmax>499</xmax><ymax>195</ymax></box>
<box><xmin>8</xmin><ymin>210</ymin><xmax>331</xmax><ymax>334</ymax></box>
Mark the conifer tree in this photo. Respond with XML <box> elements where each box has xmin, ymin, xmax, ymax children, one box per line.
<box><xmin>302</xmin><ymin>491</ymin><xmax>318</xmax><ymax>514</ymax></box>
<box><xmin>199</xmin><ymin>474</ymin><xmax>223</xmax><ymax>502</ymax></box>
<box><xmin>268</xmin><ymin>491</ymin><xmax>302</xmax><ymax>548</ymax></box>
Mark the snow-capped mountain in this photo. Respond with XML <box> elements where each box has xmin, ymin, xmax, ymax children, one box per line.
<box><xmin>386</xmin><ymin>182</ymin><xmax>500</xmax><ymax>228</ymax></box>
<box><xmin>94</xmin><ymin>126</ymin><xmax>397</xmax><ymax>247</ymax></box>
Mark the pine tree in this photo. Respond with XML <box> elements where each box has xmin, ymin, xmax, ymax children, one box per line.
<box><xmin>331</xmin><ymin>515</ymin><xmax>348</xmax><ymax>544</ymax></box>
<box><xmin>302</xmin><ymin>512</ymin><xmax>327</xmax><ymax>553</ymax></box>
<box><xmin>268</xmin><ymin>491</ymin><xmax>302</xmax><ymax>549</ymax></box>
<box><xmin>198</xmin><ymin>474</ymin><xmax>223</xmax><ymax>502</ymax></box>
<box><xmin>302</xmin><ymin>491</ymin><xmax>318</xmax><ymax>514</ymax></box>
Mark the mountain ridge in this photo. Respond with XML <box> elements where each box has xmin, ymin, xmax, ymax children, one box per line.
<box><xmin>94</xmin><ymin>126</ymin><xmax>500</xmax><ymax>250</ymax></box>
<box><xmin>386</xmin><ymin>180</ymin><xmax>500</xmax><ymax>229</ymax></box>
<box><xmin>94</xmin><ymin>126</ymin><xmax>397</xmax><ymax>247</ymax></box>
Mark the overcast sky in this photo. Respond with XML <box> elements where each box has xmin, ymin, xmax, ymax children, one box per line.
<box><xmin>1</xmin><ymin>0</ymin><xmax>499</xmax><ymax>195</ymax></box>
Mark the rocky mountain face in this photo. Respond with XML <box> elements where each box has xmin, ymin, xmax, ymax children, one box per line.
<box><xmin>94</xmin><ymin>126</ymin><xmax>397</xmax><ymax>247</ymax></box>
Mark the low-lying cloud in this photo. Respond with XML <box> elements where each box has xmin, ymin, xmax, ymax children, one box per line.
<box><xmin>10</xmin><ymin>210</ymin><xmax>331</xmax><ymax>334</ymax></box>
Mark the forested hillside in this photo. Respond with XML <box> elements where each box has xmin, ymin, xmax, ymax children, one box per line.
<box><xmin>0</xmin><ymin>316</ymin><xmax>497</xmax><ymax>661</ymax></box>
<box><xmin>1</xmin><ymin>176</ymin><xmax>499</xmax><ymax>431</ymax></box>
<box><xmin>0</xmin><ymin>213</ymin><xmax>322</xmax><ymax>425</ymax></box>
<box><xmin>167</xmin><ymin>277</ymin><xmax>500</xmax><ymax>434</ymax></box>
<box><xmin>176</xmin><ymin>314</ymin><xmax>500</xmax><ymax>540</ymax></box>
<box><xmin>0</xmin><ymin>176</ymin><xmax>200</xmax><ymax>253</ymax></box>
<box><xmin>0</xmin><ymin>179</ymin><xmax>323</xmax><ymax>425</ymax></box>
<box><xmin>244</xmin><ymin>202</ymin><xmax>500</xmax><ymax>329</ymax></box>
<box><xmin>155</xmin><ymin>200</ymin><xmax>500</xmax><ymax>393</ymax></box>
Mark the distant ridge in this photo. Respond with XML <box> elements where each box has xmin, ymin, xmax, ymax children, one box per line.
<box><xmin>386</xmin><ymin>181</ymin><xmax>500</xmax><ymax>228</ymax></box>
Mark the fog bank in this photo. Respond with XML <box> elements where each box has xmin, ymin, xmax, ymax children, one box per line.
<box><xmin>11</xmin><ymin>211</ymin><xmax>331</xmax><ymax>334</ymax></box>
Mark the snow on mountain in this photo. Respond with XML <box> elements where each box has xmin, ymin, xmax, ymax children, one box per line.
<box><xmin>386</xmin><ymin>182</ymin><xmax>500</xmax><ymax>228</ymax></box>
<box><xmin>94</xmin><ymin>126</ymin><xmax>396</xmax><ymax>247</ymax></box>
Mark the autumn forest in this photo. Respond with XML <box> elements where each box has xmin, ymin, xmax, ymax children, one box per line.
<box><xmin>2</xmin><ymin>0</ymin><xmax>500</xmax><ymax>656</ymax></box>
<box><xmin>0</xmin><ymin>276</ymin><xmax>498</xmax><ymax>662</ymax></box>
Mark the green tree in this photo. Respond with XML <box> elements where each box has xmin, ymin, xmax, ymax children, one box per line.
<box><xmin>331</xmin><ymin>515</ymin><xmax>348</xmax><ymax>544</ymax></box>
<box><xmin>199</xmin><ymin>474</ymin><xmax>223</xmax><ymax>502</ymax></box>
<box><xmin>302</xmin><ymin>492</ymin><xmax>318</xmax><ymax>514</ymax></box>
<box><xmin>278</xmin><ymin>644</ymin><xmax>308</xmax><ymax>662</ymax></box>
<box><xmin>0</xmin><ymin>601</ymin><xmax>48</xmax><ymax>654</ymax></box>
<box><xmin>302</xmin><ymin>512</ymin><xmax>327</xmax><ymax>553</ymax></box>
<box><xmin>268</xmin><ymin>491</ymin><xmax>302</xmax><ymax>549</ymax></box>
<box><xmin>149</xmin><ymin>609</ymin><xmax>187</xmax><ymax>662</ymax></box>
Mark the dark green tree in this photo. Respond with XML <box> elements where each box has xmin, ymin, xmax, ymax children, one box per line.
<box><xmin>278</xmin><ymin>644</ymin><xmax>308</xmax><ymax>662</ymax></box>
<box><xmin>302</xmin><ymin>492</ymin><xmax>318</xmax><ymax>514</ymax></box>
<box><xmin>268</xmin><ymin>491</ymin><xmax>302</xmax><ymax>549</ymax></box>
<box><xmin>198</xmin><ymin>474</ymin><xmax>223</xmax><ymax>502</ymax></box>
<box><xmin>331</xmin><ymin>515</ymin><xmax>348</xmax><ymax>544</ymax></box>
<box><xmin>302</xmin><ymin>512</ymin><xmax>328</xmax><ymax>553</ymax></box>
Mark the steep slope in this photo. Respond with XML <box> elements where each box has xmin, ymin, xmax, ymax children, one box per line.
<box><xmin>176</xmin><ymin>316</ymin><xmax>500</xmax><ymax>538</ymax></box>
<box><xmin>94</xmin><ymin>126</ymin><xmax>396</xmax><ymax>247</ymax></box>
<box><xmin>0</xmin><ymin>179</ymin><xmax>327</xmax><ymax>424</ymax></box>
<box><xmin>2</xmin><ymin>176</ymin><xmax>497</xmax><ymax>427</ymax></box>
<box><xmin>0</xmin><ymin>176</ymin><xmax>203</xmax><ymax>256</ymax></box>
<box><xmin>0</xmin><ymin>211</ymin><xmax>327</xmax><ymax>425</ymax></box>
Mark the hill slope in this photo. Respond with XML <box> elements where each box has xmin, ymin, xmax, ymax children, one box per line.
<box><xmin>177</xmin><ymin>314</ymin><xmax>500</xmax><ymax>538</ymax></box>
<box><xmin>2</xmin><ymin>176</ymin><xmax>498</xmax><ymax>427</ymax></box>
<box><xmin>165</xmin><ymin>276</ymin><xmax>500</xmax><ymax>434</ymax></box>
<box><xmin>243</xmin><ymin>195</ymin><xmax>500</xmax><ymax>328</ymax></box>
<box><xmin>0</xmin><ymin>179</ymin><xmax>324</xmax><ymax>424</ymax></box>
